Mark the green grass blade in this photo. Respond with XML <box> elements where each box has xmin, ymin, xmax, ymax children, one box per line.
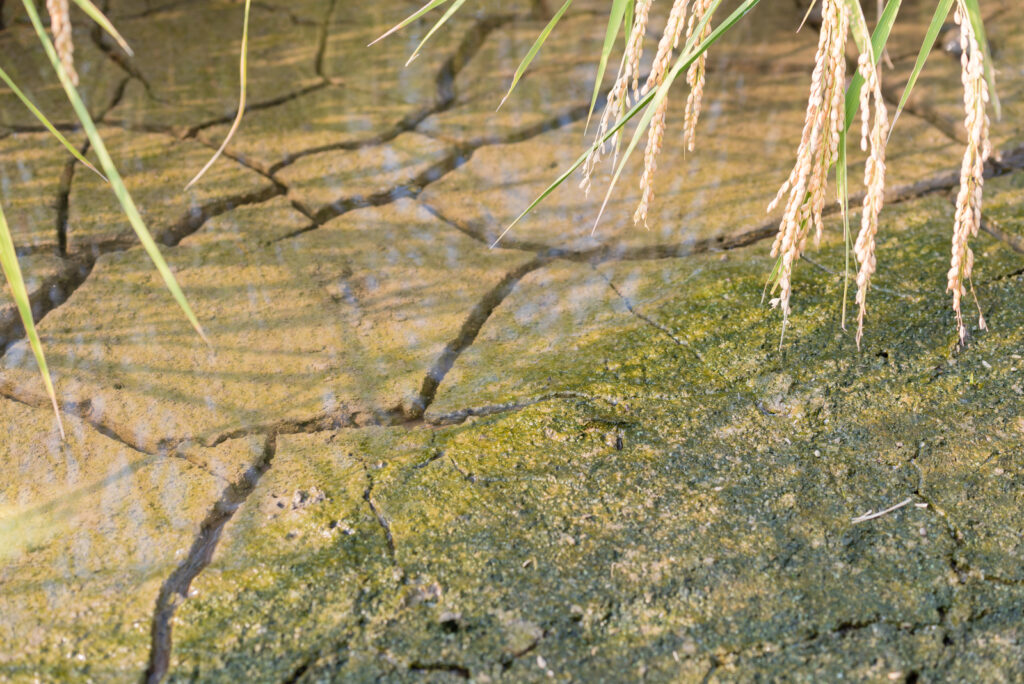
<box><xmin>585</xmin><ymin>0</ymin><xmax>629</xmax><ymax>131</ymax></box>
<box><xmin>369</xmin><ymin>0</ymin><xmax>451</xmax><ymax>46</ymax></box>
<box><xmin>0</xmin><ymin>65</ymin><xmax>106</xmax><ymax>181</ymax></box>
<box><xmin>186</xmin><ymin>0</ymin><xmax>250</xmax><ymax>190</ymax></box>
<box><xmin>842</xmin><ymin>0</ymin><xmax>875</xmax><ymax>57</ymax></box>
<box><xmin>0</xmin><ymin>202</ymin><xmax>64</xmax><ymax>439</ymax></box>
<box><xmin>70</xmin><ymin>0</ymin><xmax>133</xmax><ymax>55</ymax></box>
<box><xmin>497</xmin><ymin>0</ymin><xmax>758</xmax><ymax>245</ymax></box>
<box><xmin>838</xmin><ymin>0</ymin><xmax>898</xmax><ymax>327</ymax></box>
<box><xmin>491</xmin><ymin>82</ymin><xmax>657</xmax><ymax>246</ymax></box>
<box><xmin>497</xmin><ymin>0</ymin><xmax>573</xmax><ymax>110</ymax></box>
<box><xmin>889</xmin><ymin>0</ymin><xmax>953</xmax><ymax>136</ymax></box>
<box><xmin>405</xmin><ymin>0</ymin><xmax>468</xmax><ymax>66</ymax></box>
<box><xmin>961</xmin><ymin>0</ymin><xmax>1000</xmax><ymax>120</ymax></box>
<box><xmin>843</xmin><ymin>0</ymin><xmax>901</xmax><ymax>131</ymax></box>
<box><xmin>22</xmin><ymin>0</ymin><xmax>208</xmax><ymax>344</ymax></box>
<box><xmin>594</xmin><ymin>0</ymin><xmax>752</xmax><ymax>232</ymax></box>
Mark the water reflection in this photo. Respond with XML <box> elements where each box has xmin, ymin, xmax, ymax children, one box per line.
<box><xmin>0</xmin><ymin>0</ymin><xmax>1021</xmax><ymax>678</ymax></box>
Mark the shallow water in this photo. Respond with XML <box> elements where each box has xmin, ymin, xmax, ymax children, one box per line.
<box><xmin>1</xmin><ymin>0</ymin><xmax>1024</xmax><ymax>680</ymax></box>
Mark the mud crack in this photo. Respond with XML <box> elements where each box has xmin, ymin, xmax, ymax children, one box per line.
<box><xmin>144</xmin><ymin>431</ymin><xmax>279</xmax><ymax>684</ymax></box>
<box><xmin>411</xmin><ymin>255</ymin><xmax>553</xmax><ymax>419</ymax></box>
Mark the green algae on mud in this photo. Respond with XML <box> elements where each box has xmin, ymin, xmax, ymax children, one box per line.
<box><xmin>1</xmin><ymin>0</ymin><xmax>1023</xmax><ymax>679</ymax></box>
<box><xmin>159</xmin><ymin>191</ymin><xmax>1024</xmax><ymax>681</ymax></box>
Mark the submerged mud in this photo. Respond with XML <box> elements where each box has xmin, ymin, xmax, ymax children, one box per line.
<box><xmin>1</xmin><ymin>0</ymin><xmax>1022</xmax><ymax>680</ymax></box>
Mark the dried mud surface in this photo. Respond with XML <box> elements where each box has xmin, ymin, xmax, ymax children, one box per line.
<box><xmin>1</xmin><ymin>0</ymin><xmax>1023</xmax><ymax>681</ymax></box>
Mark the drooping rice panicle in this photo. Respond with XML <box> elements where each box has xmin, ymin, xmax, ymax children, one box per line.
<box><xmin>853</xmin><ymin>51</ymin><xmax>890</xmax><ymax>347</ymax></box>
<box><xmin>766</xmin><ymin>0</ymin><xmax>847</xmax><ymax>333</ymax></box>
<box><xmin>633</xmin><ymin>0</ymin><xmax>689</xmax><ymax>227</ymax></box>
<box><xmin>581</xmin><ymin>0</ymin><xmax>657</xmax><ymax>195</ymax></box>
<box><xmin>947</xmin><ymin>1</ymin><xmax>991</xmax><ymax>343</ymax></box>
<box><xmin>682</xmin><ymin>0</ymin><xmax>714</xmax><ymax>152</ymax></box>
<box><xmin>627</xmin><ymin>0</ymin><xmax>654</xmax><ymax>100</ymax></box>
<box><xmin>47</xmin><ymin>0</ymin><xmax>78</xmax><ymax>86</ymax></box>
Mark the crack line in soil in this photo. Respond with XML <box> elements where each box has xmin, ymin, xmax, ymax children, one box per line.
<box><xmin>250</xmin><ymin>0</ymin><xmax>321</xmax><ymax>28</ymax></box>
<box><xmin>144</xmin><ymin>431</ymin><xmax>278</xmax><ymax>684</ymax></box>
<box><xmin>7</xmin><ymin>12</ymin><xmax>1022</xmax><ymax>682</ymax></box>
<box><xmin>408</xmin><ymin>661</ymin><xmax>471</xmax><ymax>679</ymax></box>
<box><xmin>427</xmin><ymin>391</ymin><xmax>623</xmax><ymax>427</ymax></box>
<box><xmin>362</xmin><ymin>478</ymin><xmax>397</xmax><ymax>561</ymax></box>
<box><xmin>276</xmin><ymin>93</ymin><xmax>607</xmax><ymax>241</ymax></box>
<box><xmin>980</xmin><ymin>216</ymin><xmax>1024</xmax><ymax>255</ymax></box>
<box><xmin>1</xmin><ymin>180</ymin><xmax>283</xmax><ymax>384</ymax></box>
<box><xmin>602</xmin><ymin>274</ymin><xmax>690</xmax><ymax>348</ymax></box>
<box><xmin>55</xmin><ymin>140</ymin><xmax>87</xmax><ymax>256</ymax></box>
<box><xmin>265</xmin><ymin>11</ymin><xmax>519</xmax><ymax>177</ymax></box>
<box><xmin>14</xmin><ymin>138</ymin><xmax>1022</xmax><ymax>462</ymax></box>
<box><xmin>90</xmin><ymin>22</ymin><xmax>153</xmax><ymax>94</ymax></box>
<box><xmin>423</xmin><ymin>139</ymin><xmax>1024</xmax><ymax>266</ymax></box>
<box><xmin>410</xmin><ymin>254</ymin><xmax>554</xmax><ymax>419</ymax></box>
<box><xmin>313</xmin><ymin>0</ymin><xmax>338</xmax><ymax>80</ymax></box>
<box><xmin>183</xmin><ymin>81</ymin><xmax>330</xmax><ymax>141</ymax></box>
<box><xmin>201</xmin><ymin>410</ymin><xmax>359</xmax><ymax>450</ymax></box>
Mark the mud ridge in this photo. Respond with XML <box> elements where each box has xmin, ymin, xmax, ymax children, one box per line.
<box><xmin>144</xmin><ymin>432</ymin><xmax>279</xmax><ymax>684</ymax></box>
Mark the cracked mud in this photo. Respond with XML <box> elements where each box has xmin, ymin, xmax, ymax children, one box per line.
<box><xmin>1</xmin><ymin>0</ymin><xmax>1023</xmax><ymax>681</ymax></box>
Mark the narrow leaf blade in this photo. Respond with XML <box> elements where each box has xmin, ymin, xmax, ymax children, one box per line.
<box><xmin>70</xmin><ymin>0</ymin><xmax>133</xmax><ymax>55</ymax></box>
<box><xmin>0</xmin><ymin>65</ymin><xmax>105</xmax><ymax>180</ymax></box>
<box><xmin>370</xmin><ymin>0</ymin><xmax>451</xmax><ymax>46</ymax></box>
<box><xmin>498</xmin><ymin>0</ymin><xmax>573</xmax><ymax>110</ymax></box>
<box><xmin>843</xmin><ymin>0</ymin><xmax>901</xmax><ymax>131</ymax></box>
<box><xmin>22</xmin><ymin>0</ymin><xmax>208</xmax><ymax>343</ymax></box>
<box><xmin>406</xmin><ymin>0</ymin><xmax>468</xmax><ymax>66</ymax></box>
<box><xmin>890</xmin><ymin>0</ymin><xmax>954</xmax><ymax>134</ymax></box>
<box><xmin>0</xmin><ymin>203</ymin><xmax>64</xmax><ymax>438</ymax></box>
<box><xmin>186</xmin><ymin>0</ymin><xmax>251</xmax><ymax>190</ymax></box>
<box><xmin>585</xmin><ymin>0</ymin><xmax>629</xmax><ymax>130</ymax></box>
